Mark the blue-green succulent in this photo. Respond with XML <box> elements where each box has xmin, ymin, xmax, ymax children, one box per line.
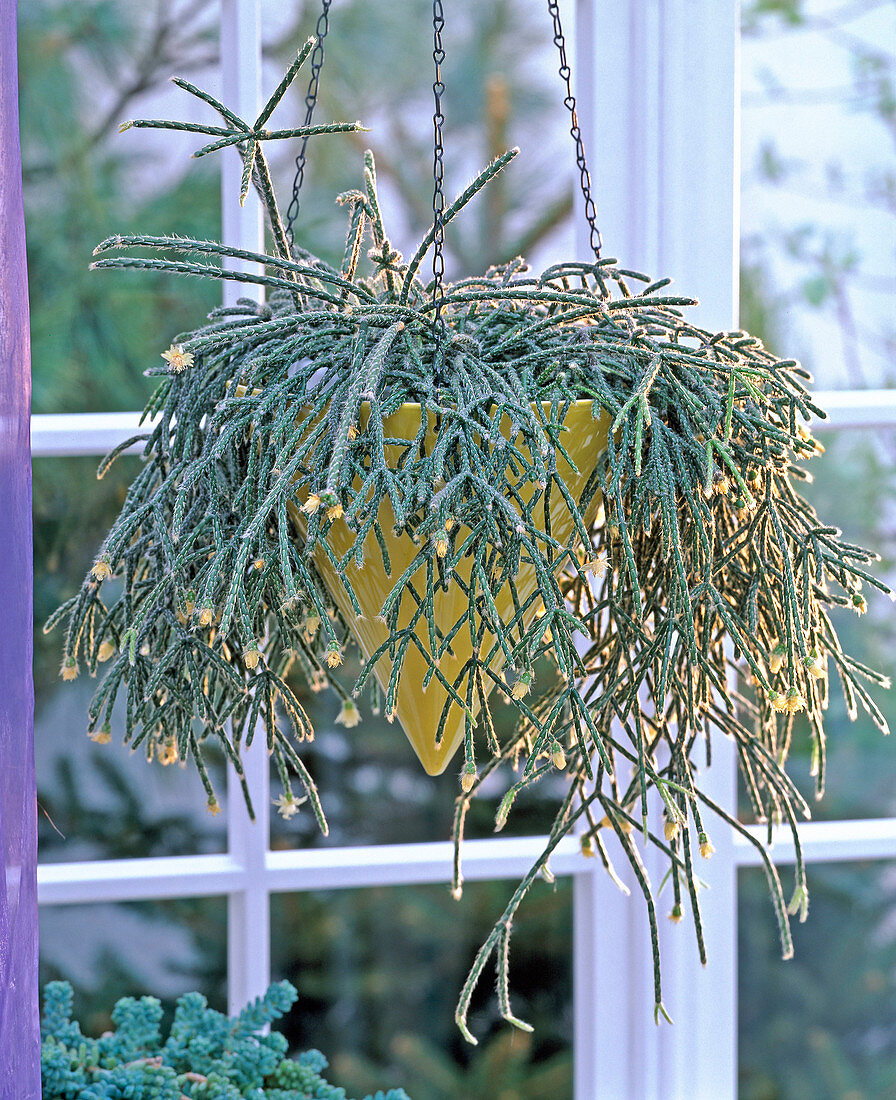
<box><xmin>40</xmin><ymin>980</ymin><xmax>410</xmax><ymax>1100</ymax></box>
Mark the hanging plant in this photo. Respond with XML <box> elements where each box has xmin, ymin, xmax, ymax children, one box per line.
<box><xmin>50</xmin><ymin>31</ymin><xmax>890</xmax><ymax>1043</ymax></box>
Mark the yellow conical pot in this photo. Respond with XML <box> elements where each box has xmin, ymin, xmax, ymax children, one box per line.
<box><xmin>288</xmin><ymin>401</ymin><xmax>610</xmax><ymax>775</ymax></box>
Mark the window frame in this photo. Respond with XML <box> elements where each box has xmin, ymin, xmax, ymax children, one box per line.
<box><xmin>31</xmin><ymin>3</ymin><xmax>896</xmax><ymax>1097</ymax></box>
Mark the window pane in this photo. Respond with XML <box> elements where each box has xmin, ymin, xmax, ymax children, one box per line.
<box><xmin>741</xmin><ymin>1</ymin><xmax>896</xmax><ymax>389</ymax></box>
<box><xmin>38</xmin><ymin>897</ymin><xmax>227</xmax><ymax>1033</ymax></box>
<box><xmin>272</xmin><ymin>702</ymin><xmax>573</xmax><ymax>849</ymax></box>
<box><xmin>270</xmin><ymin>880</ymin><xmax>573</xmax><ymax>1100</ymax></box>
<box><xmin>736</xmin><ymin>428</ymin><xmax>895</xmax><ymax>824</ymax></box>
<box><xmin>795</xmin><ymin>429</ymin><xmax>896</xmax><ymax>820</ymax></box>
<box><xmin>20</xmin><ymin>4</ymin><xmax>221</xmax><ymax>416</ymax></box>
<box><xmin>262</xmin><ymin>1</ymin><xmax>575</xmax><ymax>280</ymax></box>
<box><xmin>739</xmin><ymin>861</ymin><xmax>896</xmax><ymax>1099</ymax></box>
<box><xmin>34</xmin><ymin>455</ymin><xmax>227</xmax><ymax>861</ymax></box>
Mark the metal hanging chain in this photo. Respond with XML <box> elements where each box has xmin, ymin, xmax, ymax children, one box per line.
<box><xmin>546</xmin><ymin>0</ymin><xmax>602</xmax><ymax>259</ymax></box>
<box><xmin>285</xmin><ymin>0</ymin><xmax>332</xmax><ymax>246</ymax></box>
<box><xmin>431</xmin><ymin>0</ymin><xmax>447</xmax><ymax>335</ymax></box>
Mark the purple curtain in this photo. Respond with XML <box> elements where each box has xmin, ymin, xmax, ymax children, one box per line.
<box><xmin>0</xmin><ymin>0</ymin><xmax>40</xmax><ymax>1094</ymax></box>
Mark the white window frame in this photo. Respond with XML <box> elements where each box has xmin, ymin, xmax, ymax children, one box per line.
<box><xmin>31</xmin><ymin>3</ymin><xmax>896</xmax><ymax>1097</ymax></box>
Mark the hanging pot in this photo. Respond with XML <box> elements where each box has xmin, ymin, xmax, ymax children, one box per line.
<box><xmin>288</xmin><ymin>399</ymin><xmax>610</xmax><ymax>774</ymax></box>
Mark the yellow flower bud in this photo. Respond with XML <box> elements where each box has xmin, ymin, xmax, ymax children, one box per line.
<box><xmin>699</xmin><ymin>835</ymin><xmax>715</xmax><ymax>859</ymax></box>
<box><xmin>91</xmin><ymin>557</ymin><xmax>113</xmax><ymax>582</ymax></box>
<box><xmin>161</xmin><ymin>344</ymin><xmax>194</xmax><ymax>373</ymax></box>
<box><xmin>460</xmin><ymin>765</ymin><xmax>476</xmax><ymax>793</ymax></box>
<box><xmin>664</xmin><ymin>819</ymin><xmax>680</xmax><ymax>842</ymax></box>
<box><xmin>769</xmin><ymin>641</ymin><xmax>787</xmax><ymax>675</ymax></box>
<box><xmin>804</xmin><ymin>652</ymin><xmax>825</xmax><ymax>679</ymax></box>
<box><xmin>303</xmin><ymin>613</ymin><xmax>321</xmax><ymax>642</ymax></box>
<box><xmin>734</xmin><ymin>493</ymin><xmax>755</xmax><ymax>517</ymax></box>
<box><xmin>511</xmin><ymin>670</ymin><xmax>533</xmax><ymax>700</ymax></box>
<box><xmin>796</xmin><ymin>425</ymin><xmax>823</xmax><ymax>452</ymax></box>
<box><xmin>783</xmin><ymin>686</ymin><xmax>806</xmax><ymax>714</ymax></box>
<box><xmin>158</xmin><ymin>740</ymin><xmax>178</xmax><ymax>766</ymax></box>
<box><xmin>244</xmin><ymin>646</ymin><xmax>261</xmax><ymax>670</ymax></box>
<box><xmin>97</xmin><ymin>640</ymin><xmax>117</xmax><ymax>663</ymax></box>
<box><xmin>584</xmin><ymin>552</ymin><xmax>608</xmax><ymax>578</ymax></box>
<box><xmin>335</xmin><ymin>699</ymin><xmax>361</xmax><ymax>728</ymax></box>
<box><xmin>326</xmin><ymin>642</ymin><xmax>343</xmax><ymax>668</ymax></box>
<box><xmin>274</xmin><ymin>792</ymin><xmax>303</xmax><ymax>820</ymax></box>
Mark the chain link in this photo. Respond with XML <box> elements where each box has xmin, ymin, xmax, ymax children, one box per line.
<box><xmin>285</xmin><ymin>0</ymin><xmax>332</xmax><ymax>246</ymax></box>
<box><xmin>546</xmin><ymin>0</ymin><xmax>602</xmax><ymax>259</ymax></box>
<box><xmin>431</xmin><ymin>0</ymin><xmax>447</xmax><ymax>335</ymax></box>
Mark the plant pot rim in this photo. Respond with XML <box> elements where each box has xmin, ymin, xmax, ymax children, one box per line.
<box><xmin>234</xmin><ymin>382</ymin><xmax>605</xmax><ymax>417</ymax></box>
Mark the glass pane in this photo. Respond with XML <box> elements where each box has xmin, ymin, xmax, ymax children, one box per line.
<box><xmin>38</xmin><ymin>897</ymin><xmax>227</xmax><ymax>1034</ymax></box>
<box><xmin>739</xmin><ymin>861</ymin><xmax>896</xmax><ymax>1099</ymax></box>
<box><xmin>272</xmin><ymin>697</ymin><xmax>572</xmax><ymax>850</ymax></box>
<box><xmin>736</xmin><ymin>428</ymin><xmax>896</xmax><ymax>824</ymax></box>
<box><xmin>20</xmin><ymin>2</ymin><xmax>221</xmax><ymax>416</ymax></box>
<box><xmin>788</xmin><ymin>429</ymin><xmax>896</xmax><ymax>820</ymax></box>
<box><xmin>261</xmin><ymin>0</ymin><xmax>574</xmax><ymax>279</ymax></box>
<box><xmin>741</xmin><ymin>1</ymin><xmax>896</xmax><ymax>389</ymax></box>
<box><xmin>34</xmin><ymin>456</ymin><xmax>227</xmax><ymax>861</ymax></box>
<box><xmin>271</xmin><ymin>880</ymin><xmax>573</xmax><ymax>1100</ymax></box>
